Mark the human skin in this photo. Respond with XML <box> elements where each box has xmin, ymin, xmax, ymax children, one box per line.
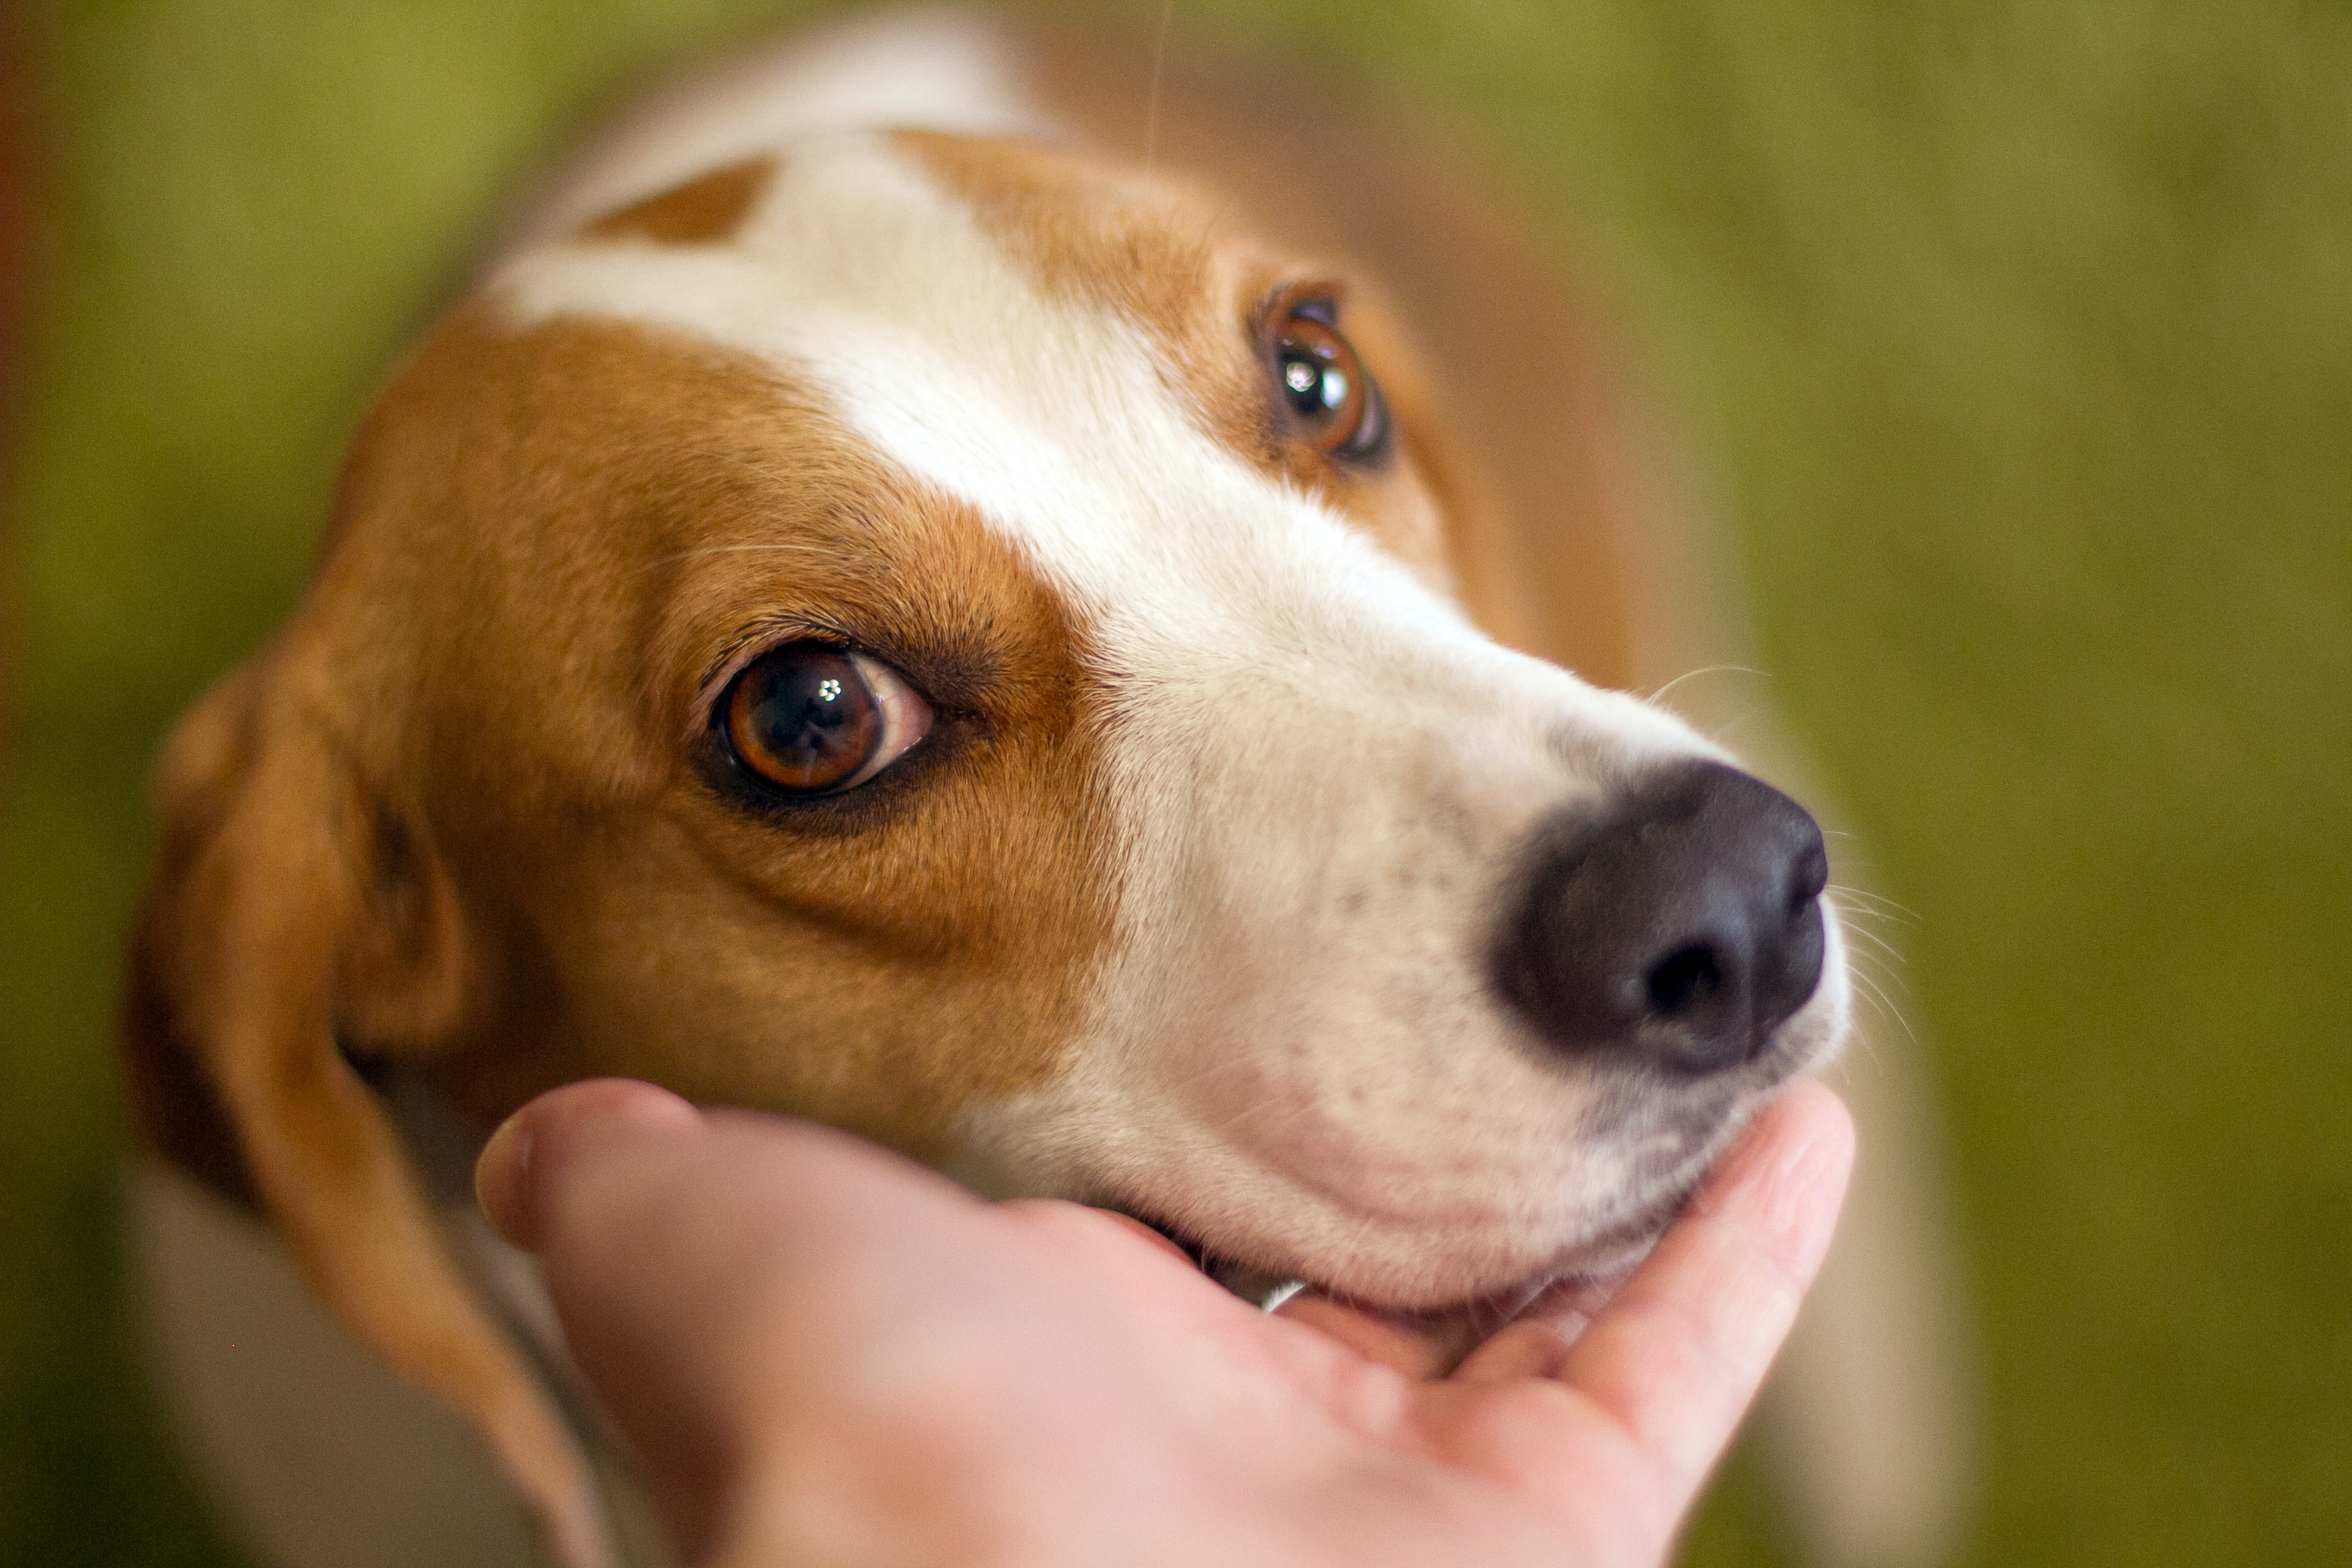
<box><xmin>476</xmin><ymin>1078</ymin><xmax>1853</xmax><ymax>1568</ymax></box>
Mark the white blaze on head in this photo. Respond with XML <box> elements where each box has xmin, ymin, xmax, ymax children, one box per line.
<box><xmin>508</xmin><ymin>10</ymin><xmax>1045</xmax><ymax>250</ymax></box>
<box><xmin>493</xmin><ymin>131</ymin><xmax>1843</xmax><ymax>1307</ymax></box>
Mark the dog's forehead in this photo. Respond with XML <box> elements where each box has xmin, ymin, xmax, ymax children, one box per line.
<box><xmin>491</xmin><ymin>131</ymin><xmax>1470</xmax><ymax>663</ymax></box>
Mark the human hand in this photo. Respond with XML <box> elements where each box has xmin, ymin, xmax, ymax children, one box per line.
<box><xmin>476</xmin><ymin>1079</ymin><xmax>1852</xmax><ymax>1568</ymax></box>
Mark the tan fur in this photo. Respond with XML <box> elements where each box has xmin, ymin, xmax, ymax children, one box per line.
<box><xmin>125</xmin><ymin>299</ymin><xmax>1131</xmax><ymax>1557</ymax></box>
<box><xmin>903</xmin><ymin>128</ymin><xmax>1459</xmax><ymax>590</ymax></box>
<box><xmin>369</xmin><ymin>311</ymin><xmax>1122</xmax><ymax>1139</ymax></box>
<box><xmin>583</xmin><ymin>155</ymin><xmax>776</xmax><ymax>244</ymax></box>
<box><xmin>128</xmin><ymin>655</ymin><xmax>610</xmax><ymax>1568</ymax></box>
<box><xmin>1015</xmin><ymin>19</ymin><xmax>1651</xmax><ymax>691</ymax></box>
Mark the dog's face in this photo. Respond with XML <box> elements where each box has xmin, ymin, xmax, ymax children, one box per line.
<box><xmin>310</xmin><ymin>129</ymin><xmax>1844</xmax><ymax>1307</ymax></box>
<box><xmin>287</xmin><ymin>128</ymin><xmax>1834</xmax><ymax>1315</ymax></box>
<box><xmin>136</xmin><ymin>139</ymin><xmax>1849</xmax><ymax>1527</ymax></box>
<box><xmin>130</xmin><ymin>126</ymin><xmax>1848</xmax><ymax>1546</ymax></box>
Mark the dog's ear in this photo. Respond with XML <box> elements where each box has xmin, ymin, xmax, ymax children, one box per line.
<box><xmin>123</xmin><ymin>653</ymin><xmax>614</xmax><ymax>1568</ymax></box>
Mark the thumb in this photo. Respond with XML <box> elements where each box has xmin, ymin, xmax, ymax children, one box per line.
<box><xmin>474</xmin><ymin>1080</ymin><xmax>988</xmax><ymax>1561</ymax></box>
<box><xmin>475</xmin><ymin>1077</ymin><xmax>706</xmax><ymax>1252</ymax></box>
<box><xmin>478</xmin><ymin>1080</ymin><xmax>746</xmax><ymax>1553</ymax></box>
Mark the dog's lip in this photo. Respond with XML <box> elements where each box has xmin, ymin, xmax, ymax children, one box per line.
<box><xmin>1116</xmin><ymin>1171</ymin><xmax>1691</xmax><ymax>1350</ymax></box>
<box><xmin>1095</xmin><ymin>1085</ymin><xmax>1765</xmax><ymax>1363</ymax></box>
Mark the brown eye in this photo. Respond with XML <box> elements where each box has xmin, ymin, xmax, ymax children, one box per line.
<box><xmin>719</xmin><ymin>644</ymin><xmax>930</xmax><ymax>796</ymax></box>
<box><xmin>1274</xmin><ymin>305</ymin><xmax>1388</xmax><ymax>459</ymax></box>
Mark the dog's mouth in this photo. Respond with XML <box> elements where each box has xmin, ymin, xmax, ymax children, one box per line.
<box><xmin>1091</xmin><ymin>976</ymin><xmax>1831</xmax><ymax>1345</ymax></box>
<box><xmin>1118</xmin><ymin>1177</ymin><xmax>1693</xmax><ymax>1370</ymax></box>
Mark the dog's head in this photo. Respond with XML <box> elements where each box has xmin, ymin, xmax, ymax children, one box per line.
<box><xmin>127</xmin><ymin>130</ymin><xmax>1846</xmax><ymax>1560</ymax></box>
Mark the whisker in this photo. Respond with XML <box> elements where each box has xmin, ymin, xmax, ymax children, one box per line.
<box><xmin>1826</xmin><ymin>883</ymin><xmax>1923</xmax><ymax>926</ymax></box>
<box><xmin>658</xmin><ymin>542</ymin><xmax>840</xmax><ymax>564</ymax></box>
<box><xmin>1704</xmin><ymin>709</ymin><xmax>1764</xmax><ymax>746</ymax></box>
<box><xmin>1839</xmin><ymin>921</ymin><xmax>1909</xmax><ymax>965</ymax></box>
<box><xmin>1832</xmin><ymin>906</ymin><xmax>1903</xmax><ymax>985</ymax></box>
<box><xmin>1841</xmin><ymin>958</ymin><xmax>1920</xmax><ymax>1053</ymax></box>
<box><xmin>1826</xmin><ymin>888</ymin><xmax>1906</xmax><ymax>933</ymax></box>
<box><xmin>1142</xmin><ymin>0</ymin><xmax>1178</xmax><ymax>178</ymax></box>
<box><xmin>1644</xmin><ymin>664</ymin><xmax>1768</xmax><ymax>708</ymax></box>
<box><xmin>1851</xmin><ymin>927</ymin><xmax>1912</xmax><ymax>981</ymax></box>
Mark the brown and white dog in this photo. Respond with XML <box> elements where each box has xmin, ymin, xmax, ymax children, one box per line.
<box><xmin>124</xmin><ymin>12</ymin><xmax>1956</xmax><ymax>1568</ymax></box>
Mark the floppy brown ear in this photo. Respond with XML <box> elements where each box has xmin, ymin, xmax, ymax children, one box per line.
<box><xmin>123</xmin><ymin>655</ymin><xmax>615</xmax><ymax>1568</ymax></box>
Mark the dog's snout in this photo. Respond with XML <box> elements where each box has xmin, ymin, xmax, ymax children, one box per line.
<box><xmin>1496</xmin><ymin>760</ymin><xmax>1829</xmax><ymax>1074</ymax></box>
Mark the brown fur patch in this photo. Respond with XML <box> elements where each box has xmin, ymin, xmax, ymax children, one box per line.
<box><xmin>898</xmin><ymin>129</ymin><xmax>1455</xmax><ymax>590</ymax></box>
<box><xmin>1015</xmin><ymin>21</ymin><xmax>1655</xmax><ymax>691</ymax></box>
<box><xmin>123</xmin><ymin>308</ymin><xmax>1126</xmax><ymax>1560</ymax></box>
<box><xmin>581</xmin><ymin>155</ymin><xmax>775</xmax><ymax>244</ymax></box>
<box><xmin>308</xmin><ymin>307</ymin><xmax>1119</xmax><ymax>1158</ymax></box>
<box><xmin>125</xmin><ymin>652</ymin><xmax>610</xmax><ymax>1566</ymax></box>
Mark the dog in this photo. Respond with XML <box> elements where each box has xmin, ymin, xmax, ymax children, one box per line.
<box><xmin>122</xmin><ymin>12</ymin><xmax>1944</xmax><ymax>1567</ymax></box>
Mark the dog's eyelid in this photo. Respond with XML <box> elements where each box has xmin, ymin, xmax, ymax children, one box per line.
<box><xmin>687</xmin><ymin>618</ymin><xmax>1005</xmax><ymax>754</ymax></box>
<box><xmin>1250</xmin><ymin>278</ymin><xmax>1354</xmax><ymax>337</ymax></box>
<box><xmin>688</xmin><ymin>616</ymin><xmax>860</xmax><ymax>731</ymax></box>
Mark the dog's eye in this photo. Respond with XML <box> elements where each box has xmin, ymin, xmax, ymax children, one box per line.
<box><xmin>1273</xmin><ymin>305</ymin><xmax>1388</xmax><ymax>460</ymax></box>
<box><xmin>718</xmin><ymin>644</ymin><xmax>931</xmax><ymax>796</ymax></box>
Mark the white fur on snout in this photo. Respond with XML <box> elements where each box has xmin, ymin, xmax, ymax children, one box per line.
<box><xmin>493</xmin><ymin>132</ymin><xmax>1849</xmax><ymax>1308</ymax></box>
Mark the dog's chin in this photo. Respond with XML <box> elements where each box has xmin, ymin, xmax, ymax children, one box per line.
<box><xmin>1181</xmin><ymin>985</ymin><xmax>1841</xmax><ymax>1304</ymax></box>
<box><xmin>1125</xmin><ymin>1155</ymin><xmax>1707</xmax><ymax>1369</ymax></box>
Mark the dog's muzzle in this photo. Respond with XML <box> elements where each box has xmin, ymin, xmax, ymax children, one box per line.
<box><xmin>1495</xmin><ymin>759</ymin><xmax>1830</xmax><ymax>1075</ymax></box>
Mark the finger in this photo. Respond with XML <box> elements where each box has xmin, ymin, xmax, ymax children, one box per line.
<box><xmin>475</xmin><ymin>1078</ymin><xmax>704</xmax><ymax>1250</ymax></box>
<box><xmin>474</xmin><ymin>1083</ymin><xmax>982</xmax><ymax>1559</ymax></box>
<box><xmin>1553</xmin><ymin>1082</ymin><xmax>1854</xmax><ymax>1506</ymax></box>
<box><xmin>1454</xmin><ymin>1272</ymin><xmax>1630</xmax><ymax>1383</ymax></box>
<box><xmin>999</xmin><ymin>1198</ymin><xmax>1197</xmax><ymax>1267</ymax></box>
<box><xmin>1272</xmin><ymin>1292</ymin><xmax>1455</xmax><ymax>1379</ymax></box>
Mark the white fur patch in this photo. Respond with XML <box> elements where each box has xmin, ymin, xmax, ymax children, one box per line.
<box><xmin>508</xmin><ymin>10</ymin><xmax>1045</xmax><ymax>252</ymax></box>
<box><xmin>492</xmin><ymin>126</ymin><xmax>1846</xmax><ymax>1306</ymax></box>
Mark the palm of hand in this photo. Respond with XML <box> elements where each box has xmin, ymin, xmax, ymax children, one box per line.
<box><xmin>482</xmin><ymin>1080</ymin><xmax>1849</xmax><ymax>1568</ymax></box>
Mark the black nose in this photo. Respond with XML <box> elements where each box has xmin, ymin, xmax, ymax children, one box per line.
<box><xmin>1495</xmin><ymin>760</ymin><xmax>1829</xmax><ymax>1074</ymax></box>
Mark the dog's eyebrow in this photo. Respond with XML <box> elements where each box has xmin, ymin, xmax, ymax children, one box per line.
<box><xmin>685</xmin><ymin>599</ymin><xmax>1013</xmax><ymax>718</ymax></box>
<box><xmin>690</xmin><ymin>608</ymin><xmax>863</xmax><ymax>697</ymax></box>
<box><xmin>1248</xmin><ymin>275</ymin><xmax>1357</xmax><ymax>336</ymax></box>
<box><xmin>657</xmin><ymin>542</ymin><xmax>844</xmax><ymax>566</ymax></box>
<box><xmin>662</xmin><ymin>445</ymin><xmax>861</xmax><ymax>505</ymax></box>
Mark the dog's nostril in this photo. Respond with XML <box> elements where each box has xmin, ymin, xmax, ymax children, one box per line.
<box><xmin>1644</xmin><ymin>944</ymin><xmax>1723</xmax><ymax>1019</ymax></box>
<box><xmin>1792</xmin><ymin>839</ymin><xmax>1829</xmax><ymax>912</ymax></box>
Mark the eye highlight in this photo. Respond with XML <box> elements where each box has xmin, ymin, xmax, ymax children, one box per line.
<box><xmin>1272</xmin><ymin>301</ymin><xmax>1388</xmax><ymax>460</ymax></box>
<box><xmin>717</xmin><ymin>643</ymin><xmax>931</xmax><ymax>797</ymax></box>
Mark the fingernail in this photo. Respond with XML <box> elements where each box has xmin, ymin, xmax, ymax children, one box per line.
<box><xmin>475</xmin><ymin>1112</ymin><xmax>540</xmax><ymax>1248</ymax></box>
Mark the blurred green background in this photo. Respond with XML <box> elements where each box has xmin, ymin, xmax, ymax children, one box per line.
<box><xmin>2</xmin><ymin>2</ymin><xmax>2346</xmax><ymax>1563</ymax></box>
